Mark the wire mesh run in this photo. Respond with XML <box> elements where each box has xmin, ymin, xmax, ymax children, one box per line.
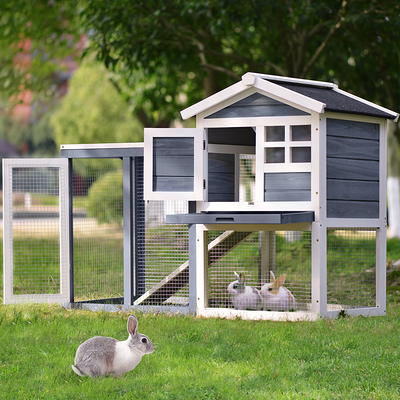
<box><xmin>10</xmin><ymin>167</ymin><xmax>61</xmax><ymax>295</ymax></box>
<box><xmin>136</xmin><ymin>200</ymin><xmax>189</xmax><ymax>306</ymax></box>
<box><xmin>72</xmin><ymin>159</ymin><xmax>124</xmax><ymax>302</ymax></box>
<box><xmin>327</xmin><ymin>229</ymin><xmax>376</xmax><ymax>310</ymax></box>
<box><xmin>207</xmin><ymin>230</ymin><xmax>312</xmax><ymax>311</ymax></box>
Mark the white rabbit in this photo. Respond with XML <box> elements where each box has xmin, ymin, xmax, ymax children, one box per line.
<box><xmin>72</xmin><ymin>315</ymin><xmax>154</xmax><ymax>377</ymax></box>
<box><xmin>227</xmin><ymin>271</ymin><xmax>262</xmax><ymax>310</ymax></box>
<box><xmin>260</xmin><ymin>271</ymin><xmax>296</xmax><ymax>311</ymax></box>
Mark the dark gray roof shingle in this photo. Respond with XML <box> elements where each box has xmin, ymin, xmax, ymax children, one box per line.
<box><xmin>266</xmin><ymin>80</ymin><xmax>396</xmax><ymax>120</ymax></box>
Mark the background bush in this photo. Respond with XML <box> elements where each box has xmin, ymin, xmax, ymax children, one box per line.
<box><xmin>87</xmin><ymin>170</ymin><xmax>123</xmax><ymax>225</ymax></box>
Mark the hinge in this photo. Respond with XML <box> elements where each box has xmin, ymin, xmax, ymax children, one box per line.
<box><xmin>203</xmin><ymin>179</ymin><xmax>206</xmax><ymax>189</ymax></box>
<box><xmin>203</xmin><ymin>140</ymin><xmax>206</xmax><ymax>150</ymax></box>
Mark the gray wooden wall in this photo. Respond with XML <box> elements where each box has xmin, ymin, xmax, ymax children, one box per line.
<box><xmin>208</xmin><ymin>153</ymin><xmax>235</xmax><ymax>201</ymax></box>
<box><xmin>206</xmin><ymin>93</ymin><xmax>309</xmax><ymax>118</ymax></box>
<box><xmin>264</xmin><ymin>172</ymin><xmax>311</xmax><ymax>201</ymax></box>
<box><xmin>152</xmin><ymin>137</ymin><xmax>194</xmax><ymax>192</ymax></box>
<box><xmin>326</xmin><ymin>118</ymin><xmax>380</xmax><ymax>218</ymax></box>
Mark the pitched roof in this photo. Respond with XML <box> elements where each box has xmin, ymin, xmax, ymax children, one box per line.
<box><xmin>181</xmin><ymin>73</ymin><xmax>398</xmax><ymax>121</ymax></box>
<box><xmin>268</xmin><ymin>80</ymin><xmax>395</xmax><ymax>120</ymax></box>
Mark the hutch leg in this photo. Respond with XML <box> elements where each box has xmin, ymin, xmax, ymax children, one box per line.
<box><xmin>311</xmin><ymin>222</ymin><xmax>327</xmax><ymax>316</ymax></box>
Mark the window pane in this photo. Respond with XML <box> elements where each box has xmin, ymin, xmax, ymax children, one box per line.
<box><xmin>291</xmin><ymin>147</ymin><xmax>311</xmax><ymax>162</ymax></box>
<box><xmin>265</xmin><ymin>147</ymin><xmax>285</xmax><ymax>163</ymax></box>
<box><xmin>265</xmin><ymin>126</ymin><xmax>285</xmax><ymax>142</ymax></box>
<box><xmin>291</xmin><ymin>125</ymin><xmax>311</xmax><ymax>141</ymax></box>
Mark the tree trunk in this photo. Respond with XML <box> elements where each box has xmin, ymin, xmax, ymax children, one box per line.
<box><xmin>387</xmin><ymin>121</ymin><xmax>400</xmax><ymax>238</ymax></box>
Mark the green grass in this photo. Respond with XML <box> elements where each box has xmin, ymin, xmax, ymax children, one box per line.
<box><xmin>1</xmin><ymin>304</ymin><xmax>400</xmax><ymax>399</ymax></box>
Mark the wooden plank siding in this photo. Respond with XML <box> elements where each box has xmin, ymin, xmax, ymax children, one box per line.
<box><xmin>326</xmin><ymin>118</ymin><xmax>380</xmax><ymax>218</ymax></box>
<box><xmin>208</xmin><ymin>153</ymin><xmax>235</xmax><ymax>201</ymax></box>
<box><xmin>205</xmin><ymin>93</ymin><xmax>309</xmax><ymax>119</ymax></box>
<box><xmin>264</xmin><ymin>172</ymin><xmax>311</xmax><ymax>201</ymax></box>
<box><xmin>152</xmin><ymin>137</ymin><xmax>194</xmax><ymax>192</ymax></box>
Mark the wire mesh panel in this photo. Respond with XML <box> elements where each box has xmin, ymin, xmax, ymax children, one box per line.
<box><xmin>136</xmin><ymin>200</ymin><xmax>189</xmax><ymax>306</ymax></box>
<box><xmin>207</xmin><ymin>230</ymin><xmax>312</xmax><ymax>311</ymax></box>
<box><xmin>2</xmin><ymin>159</ymin><xmax>69</xmax><ymax>304</ymax></box>
<box><xmin>327</xmin><ymin>229</ymin><xmax>376</xmax><ymax>310</ymax></box>
<box><xmin>239</xmin><ymin>154</ymin><xmax>255</xmax><ymax>202</ymax></box>
<box><xmin>72</xmin><ymin>159</ymin><xmax>124</xmax><ymax>302</ymax></box>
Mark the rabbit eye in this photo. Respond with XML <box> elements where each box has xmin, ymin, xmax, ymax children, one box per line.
<box><xmin>268</xmin><ymin>287</ymin><xmax>273</xmax><ymax>291</ymax></box>
<box><xmin>233</xmin><ymin>284</ymin><xmax>238</xmax><ymax>289</ymax></box>
<box><xmin>141</xmin><ymin>337</ymin><xmax>147</xmax><ymax>344</ymax></box>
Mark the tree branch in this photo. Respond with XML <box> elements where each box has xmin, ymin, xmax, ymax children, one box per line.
<box><xmin>301</xmin><ymin>0</ymin><xmax>348</xmax><ymax>76</ymax></box>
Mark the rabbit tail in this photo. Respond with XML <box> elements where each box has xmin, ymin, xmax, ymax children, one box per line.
<box><xmin>71</xmin><ymin>364</ymin><xmax>85</xmax><ymax>377</ymax></box>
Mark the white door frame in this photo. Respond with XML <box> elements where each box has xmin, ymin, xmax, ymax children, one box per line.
<box><xmin>3</xmin><ymin>158</ymin><xmax>70</xmax><ymax>304</ymax></box>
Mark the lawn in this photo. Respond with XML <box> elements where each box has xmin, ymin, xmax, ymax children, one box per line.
<box><xmin>0</xmin><ymin>304</ymin><xmax>400</xmax><ymax>400</ymax></box>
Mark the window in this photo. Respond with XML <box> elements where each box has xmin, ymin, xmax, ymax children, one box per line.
<box><xmin>263</xmin><ymin>125</ymin><xmax>311</xmax><ymax>165</ymax></box>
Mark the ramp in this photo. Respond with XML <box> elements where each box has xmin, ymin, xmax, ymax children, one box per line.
<box><xmin>134</xmin><ymin>231</ymin><xmax>251</xmax><ymax>305</ymax></box>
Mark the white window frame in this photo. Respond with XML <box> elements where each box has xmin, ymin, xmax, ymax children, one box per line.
<box><xmin>2</xmin><ymin>158</ymin><xmax>70</xmax><ymax>304</ymax></box>
<box><xmin>144</xmin><ymin>128</ymin><xmax>206</xmax><ymax>201</ymax></box>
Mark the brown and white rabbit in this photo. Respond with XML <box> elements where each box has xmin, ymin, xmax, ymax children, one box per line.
<box><xmin>72</xmin><ymin>315</ymin><xmax>154</xmax><ymax>377</ymax></box>
<box><xmin>227</xmin><ymin>271</ymin><xmax>263</xmax><ymax>310</ymax></box>
<box><xmin>260</xmin><ymin>271</ymin><xmax>297</xmax><ymax>311</ymax></box>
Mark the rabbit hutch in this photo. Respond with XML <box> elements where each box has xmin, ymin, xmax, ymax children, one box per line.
<box><xmin>142</xmin><ymin>73</ymin><xmax>398</xmax><ymax>321</ymax></box>
<box><xmin>2</xmin><ymin>73</ymin><xmax>398</xmax><ymax>321</ymax></box>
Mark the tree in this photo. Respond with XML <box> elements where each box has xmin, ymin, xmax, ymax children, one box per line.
<box><xmin>0</xmin><ymin>0</ymin><xmax>82</xmax><ymax>98</ymax></box>
<box><xmin>50</xmin><ymin>61</ymin><xmax>143</xmax><ymax>177</ymax></box>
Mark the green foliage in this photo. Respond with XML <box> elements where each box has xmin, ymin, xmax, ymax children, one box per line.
<box><xmin>86</xmin><ymin>170</ymin><xmax>123</xmax><ymax>225</ymax></box>
<box><xmin>81</xmin><ymin>0</ymin><xmax>400</xmax><ymax>122</ymax></box>
<box><xmin>50</xmin><ymin>62</ymin><xmax>143</xmax><ymax>177</ymax></box>
<box><xmin>1</xmin><ymin>305</ymin><xmax>400</xmax><ymax>399</ymax></box>
<box><xmin>0</xmin><ymin>0</ymin><xmax>82</xmax><ymax>97</ymax></box>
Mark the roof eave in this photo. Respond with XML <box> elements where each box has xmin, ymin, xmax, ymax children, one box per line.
<box><xmin>181</xmin><ymin>75</ymin><xmax>325</xmax><ymax>120</ymax></box>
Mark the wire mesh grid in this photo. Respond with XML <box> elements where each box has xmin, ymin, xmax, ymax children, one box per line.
<box><xmin>207</xmin><ymin>230</ymin><xmax>312</xmax><ymax>311</ymax></box>
<box><xmin>139</xmin><ymin>200</ymin><xmax>189</xmax><ymax>305</ymax></box>
<box><xmin>327</xmin><ymin>228</ymin><xmax>376</xmax><ymax>310</ymax></box>
<box><xmin>72</xmin><ymin>159</ymin><xmax>124</xmax><ymax>302</ymax></box>
<box><xmin>239</xmin><ymin>154</ymin><xmax>255</xmax><ymax>202</ymax></box>
<box><xmin>10</xmin><ymin>167</ymin><xmax>61</xmax><ymax>295</ymax></box>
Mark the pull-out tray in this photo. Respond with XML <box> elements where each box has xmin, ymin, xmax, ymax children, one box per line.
<box><xmin>166</xmin><ymin>211</ymin><xmax>314</xmax><ymax>225</ymax></box>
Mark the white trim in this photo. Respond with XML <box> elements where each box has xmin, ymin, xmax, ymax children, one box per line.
<box><xmin>143</xmin><ymin>128</ymin><xmax>205</xmax><ymax>201</ymax></box>
<box><xmin>3</xmin><ymin>158</ymin><xmax>70</xmax><ymax>305</ymax></box>
<box><xmin>60</xmin><ymin>142</ymin><xmax>144</xmax><ymax>150</ymax></box>
<box><xmin>324</xmin><ymin>112</ymin><xmax>387</xmax><ymax>125</ymax></box>
<box><xmin>197</xmin><ymin>308</ymin><xmax>319</xmax><ymax>322</ymax></box>
<box><xmin>198</xmin><ymin>115</ymin><xmax>313</xmax><ymax>128</ymax></box>
<box><xmin>182</xmin><ymin>77</ymin><xmax>324</xmax><ymax>120</ymax></box>
<box><xmin>316</xmin><ymin>116</ymin><xmax>327</xmax><ymax>222</ymax></box>
<box><xmin>332</xmin><ymin>87</ymin><xmax>398</xmax><ymax>121</ymax></box>
<box><xmin>325</xmin><ymin>307</ymin><xmax>385</xmax><ymax>319</ymax></box>
<box><xmin>242</xmin><ymin>72</ymin><xmax>337</xmax><ymax>89</ymax></box>
<box><xmin>326</xmin><ymin>219</ymin><xmax>383</xmax><ymax>228</ymax></box>
<box><xmin>198</xmin><ymin>201</ymin><xmax>314</xmax><ymax>212</ymax></box>
<box><xmin>263</xmin><ymin>164</ymin><xmax>312</xmax><ymax>173</ymax></box>
<box><xmin>311</xmin><ymin>222</ymin><xmax>327</xmax><ymax>315</ymax></box>
<box><xmin>255</xmin><ymin>126</ymin><xmax>265</xmax><ymax>202</ymax></box>
<box><xmin>195</xmin><ymin>225</ymin><xmax>207</xmax><ymax>313</ymax></box>
<box><xmin>208</xmin><ymin>144</ymin><xmax>255</xmax><ymax>155</ymax></box>
<box><xmin>250</xmin><ymin>76</ymin><xmax>325</xmax><ymax>114</ymax></box>
<box><xmin>181</xmin><ymin>81</ymin><xmax>248</xmax><ymax>120</ymax></box>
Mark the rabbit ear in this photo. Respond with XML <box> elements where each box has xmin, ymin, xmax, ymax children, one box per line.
<box><xmin>269</xmin><ymin>270</ymin><xmax>276</xmax><ymax>281</ymax></box>
<box><xmin>234</xmin><ymin>271</ymin><xmax>241</xmax><ymax>280</ymax></box>
<box><xmin>127</xmin><ymin>315</ymin><xmax>138</xmax><ymax>335</ymax></box>
<box><xmin>276</xmin><ymin>274</ymin><xmax>286</xmax><ymax>287</ymax></box>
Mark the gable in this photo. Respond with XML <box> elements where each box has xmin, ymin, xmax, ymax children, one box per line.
<box><xmin>205</xmin><ymin>93</ymin><xmax>309</xmax><ymax>119</ymax></box>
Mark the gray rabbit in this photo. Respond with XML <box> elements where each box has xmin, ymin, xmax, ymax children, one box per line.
<box><xmin>227</xmin><ymin>271</ymin><xmax>263</xmax><ymax>310</ymax></box>
<box><xmin>72</xmin><ymin>315</ymin><xmax>154</xmax><ymax>377</ymax></box>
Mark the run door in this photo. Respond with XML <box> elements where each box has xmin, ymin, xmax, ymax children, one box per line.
<box><xmin>2</xmin><ymin>158</ymin><xmax>70</xmax><ymax>304</ymax></box>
